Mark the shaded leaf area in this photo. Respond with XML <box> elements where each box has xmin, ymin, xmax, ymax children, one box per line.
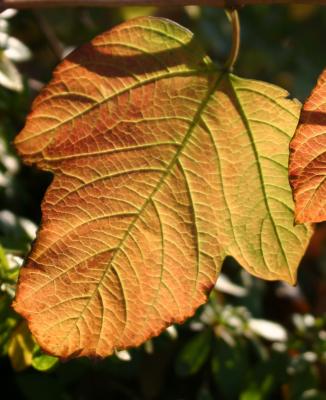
<box><xmin>290</xmin><ymin>68</ymin><xmax>326</xmax><ymax>223</ymax></box>
<box><xmin>13</xmin><ymin>16</ymin><xmax>311</xmax><ymax>358</ymax></box>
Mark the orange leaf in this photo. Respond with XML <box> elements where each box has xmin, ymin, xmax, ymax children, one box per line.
<box><xmin>13</xmin><ymin>17</ymin><xmax>312</xmax><ymax>359</ymax></box>
<box><xmin>289</xmin><ymin>68</ymin><xmax>326</xmax><ymax>223</ymax></box>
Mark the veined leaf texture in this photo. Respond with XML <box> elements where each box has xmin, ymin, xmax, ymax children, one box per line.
<box><xmin>290</xmin><ymin>69</ymin><xmax>326</xmax><ymax>223</ymax></box>
<box><xmin>13</xmin><ymin>17</ymin><xmax>312</xmax><ymax>358</ymax></box>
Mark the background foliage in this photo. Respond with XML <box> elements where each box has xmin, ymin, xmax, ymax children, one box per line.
<box><xmin>0</xmin><ymin>4</ymin><xmax>325</xmax><ymax>399</ymax></box>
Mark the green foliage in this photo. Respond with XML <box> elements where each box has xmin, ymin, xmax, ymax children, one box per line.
<box><xmin>175</xmin><ymin>330</ymin><xmax>213</xmax><ymax>376</ymax></box>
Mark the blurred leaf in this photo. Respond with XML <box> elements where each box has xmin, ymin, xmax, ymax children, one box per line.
<box><xmin>119</xmin><ymin>6</ymin><xmax>157</xmax><ymax>20</ymax></box>
<box><xmin>197</xmin><ymin>386</ymin><xmax>214</xmax><ymax>400</ymax></box>
<box><xmin>32</xmin><ymin>347</ymin><xmax>58</xmax><ymax>372</ymax></box>
<box><xmin>289</xmin><ymin>362</ymin><xmax>321</xmax><ymax>400</ymax></box>
<box><xmin>240</xmin><ymin>388</ymin><xmax>265</xmax><ymax>400</ymax></box>
<box><xmin>0</xmin><ymin>295</ymin><xmax>18</xmax><ymax>356</ymax></box>
<box><xmin>7</xmin><ymin>320</ymin><xmax>34</xmax><ymax>371</ymax></box>
<box><xmin>176</xmin><ymin>330</ymin><xmax>212</xmax><ymax>376</ymax></box>
<box><xmin>299</xmin><ymin>389</ymin><xmax>326</xmax><ymax>400</ymax></box>
<box><xmin>212</xmin><ymin>338</ymin><xmax>249</xmax><ymax>399</ymax></box>
<box><xmin>240</xmin><ymin>350</ymin><xmax>288</xmax><ymax>400</ymax></box>
<box><xmin>288</xmin><ymin>5</ymin><xmax>317</xmax><ymax>22</ymax></box>
<box><xmin>0</xmin><ymin>243</ymin><xmax>9</xmax><ymax>271</ymax></box>
<box><xmin>184</xmin><ymin>6</ymin><xmax>201</xmax><ymax>20</ymax></box>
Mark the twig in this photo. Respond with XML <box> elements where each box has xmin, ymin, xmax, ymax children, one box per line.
<box><xmin>33</xmin><ymin>10</ymin><xmax>64</xmax><ymax>60</ymax></box>
<box><xmin>0</xmin><ymin>0</ymin><xmax>325</xmax><ymax>10</ymax></box>
<box><xmin>224</xmin><ymin>9</ymin><xmax>240</xmax><ymax>71</ymax></box>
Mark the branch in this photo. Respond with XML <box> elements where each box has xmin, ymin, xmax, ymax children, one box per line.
<box><xmin>0</xmin><ymin>0</ymin><xmax>325</xmax><ymax>9</ymax></box>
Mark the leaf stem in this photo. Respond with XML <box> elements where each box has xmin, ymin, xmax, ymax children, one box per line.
<box><xmin>224</xmin><ymin>9</ymin><xmax>240</xmax><ymax>72</ymax></box>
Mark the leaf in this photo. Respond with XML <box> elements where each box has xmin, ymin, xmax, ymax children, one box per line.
<box><xmin>0</xmin><ymin>295</ymin><xmax>17</xmax><ymax>356</ymax></box>
<box><xmin>32</xmin><ymin>347</ymin><xmax>58</xmax><ymax>371</ymax></box>
<box><xmin>212</xmin><ymin>338</ymin><xmax>249</xmax><ymax>398</ymax></box>
<box><xmin>13</xmin><ymin>17</ymin><xmax>312</xmax><ymax>359</ymax></box>
<box><xmin>0</xmin><ymin>243</ymin><xmax>9</xmax><ymax>271</ymax></box>
<box><xmin>289</xmin><ymin>68</ymin><xmax>326</xmax><ymax>223</ymax></box>
<box><xmin>119</xmin><ymin>6</ymin><xmax>158</xmax><ymax>20</ymax></box>
<box><xmin>175</xmin><ymin>330</ymin><xmax>212</xmax><ymax>376</ymax></box>
<box><xmin>7</xmin><ymin>320</ymin><xmax>35</xmax><ymax>371</ymax></box>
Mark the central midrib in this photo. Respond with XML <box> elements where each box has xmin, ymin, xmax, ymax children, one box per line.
<box><xmin>65</xmin><ymin>70</ymin><xmax>225</xmax><ymax>346</ymax></box>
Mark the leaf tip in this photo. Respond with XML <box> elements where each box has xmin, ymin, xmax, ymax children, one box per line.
<box><xmin>283</xmin><ymin>272</ymin><xmax>298</xmax><ymax>287</ymax></box>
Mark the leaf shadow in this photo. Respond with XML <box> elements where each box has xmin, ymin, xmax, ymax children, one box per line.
<box><xmin>66</xmin><ymin>36</ymin><xmax>211</xmax><ymax>78</ymax></box>
<box><xmin>301</xmin><ymin>110</ymin><xmax>326</xmax><ymax>126</ymax></box>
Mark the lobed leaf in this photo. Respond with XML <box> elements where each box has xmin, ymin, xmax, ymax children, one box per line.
<box><xmin>13</xmin><ymin>17</ymin><xmax>312</xmax><ymax>359</ymax></box>
<box><xmin>289</xmin><ymin>68</ymin><xmax>326</xmax><ymax>223</ymax></box>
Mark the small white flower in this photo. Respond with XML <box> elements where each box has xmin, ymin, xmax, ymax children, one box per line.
<box><xmin>2</xmin><ymin>154</ymin><xmax>19</xmax><ymax>173</ymax></box>
<box><xmin>0</xmin><ymin>171</ymin><xmax>9</xmax><ymax>187</ymax></box>
<box><xmin>272</xmin><ymin>342</ymin><xmax>287</xmax><ymax>352</ymax></box>
<box><xmin>0</xmin><ymin>9</ymin><xmax>17</xmax><ymax>33</ymax></box>
<box><xmin>0</xmin><ymin>32</ymin><xmax>31</xmax><ymax>62</ymax></box>
<box><xmin>115</xmin><ymin>350</ymin><xmax>132</xmax><ymax>362</ymax></box>
<box><xmin>303</xmin><ymin>314</ymin><xmax>315</xmax><ymax>328</ymax></box>
<box><xmin>0</xmin><ymin>9</ymin><xmax>18</xmax><ymax>20</ymax></box>
<box><xmin>166</xmin><ymin>325</ymin><xmax>178</xmax><ymax>340</ymax></box>
<box><xmin>6</xmin><ymin>253</ymin><xmax>24</xmax><ymax>269</ymax></box>
<box><xmin>19</xmin><ymin>217</ymin><xmax>38</xmax><ymax>240</ymax></box>
<box><xmin>215</xmin><ymin>273</ymin><xmax>248</xmax><ymax>297</ymax></box>
<box><xmin>228</xmin><ymin>316</ymin><xmax>243</xmax><ymax>330</ymax></box>
<box><xmin>0</xmin><ymin>209</ymin><xmax>16</xmax><ymax>227</ymax></box>
<box><xmin>302</xmin><ymin>352</ymin><xmax>318</xmax><ymax>363</ymax></box>
<box><xmin>189</xmin><ymin>321</ymin><xmax>205</xmax><ymax>332</ymax></box>
<box><xmin>248</xmin><ymin>319</ymin><xmax>288</xmax><ymax>342</ymax></box>
<box><xmin>0</xmin><ymin>19</ymin><xmax>9</xmax><ymax>33</ymax></box>
<box><xmin>0</xmin><ymin>10</ymin><xmax>31</xmax><ymax>92</ymax></box>
<box><xmin>0</xmin><ymin>53</ymin><xmax>23</xmax><ymax>91</ymax></box>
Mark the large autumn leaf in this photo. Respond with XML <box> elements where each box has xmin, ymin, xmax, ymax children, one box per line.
<box><xmin>13</xmin><ymin>17</ymin><xmax>312</xmax><ymax>359</ymax></box>
<box><xmin>289</xmin><ymin>68</ymin><xmax>326</xmax><ymax>223</ymax></box>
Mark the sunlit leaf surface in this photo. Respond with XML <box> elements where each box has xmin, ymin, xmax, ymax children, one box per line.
<box><xmin>13</xmin><ymin>17</ymin><xmax>312</xmax><ymax>358</ymax></box>
<box><xmin>290</xmin><ymin>68</ymin><xmax>326</xmax><ymax>223</ymax></box>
